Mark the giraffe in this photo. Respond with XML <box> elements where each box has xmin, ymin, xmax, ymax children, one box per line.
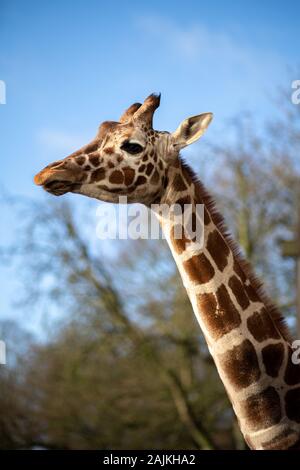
<box><xmin>34</xmin><ymin>94</ymin><xmax>300</xmax><ymax>450</ymax></box>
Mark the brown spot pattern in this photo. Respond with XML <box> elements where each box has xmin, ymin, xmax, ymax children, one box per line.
<box><xmin>136</xmin><ymin>175</ymin><xmax>147</xmax><ymax>186</ymax></box>
<box><xmin>218</xmin><ymin>339</ymin><xmax>261</xmax><ymax>390</ymax></box>
<box><xmin>123</xmin><ymin>167</ymin><xmax>135</xmax><ymax>186</ymax></box>
<box><xmin>197</xmin><ymin>292</ymin><xmax>217</xmax><ymax>323</ymax></box>
<box><xmin>91</xmin><ymin>168</ymin><xmax>105</xmax><ymax>182</ymax></box>
<box><xmin>215</xmin><ymin>284</ymin><xmax>241</xmax><ymax>334</ymax></box>
<box><xmin>285</xmin><ymin>388</ymin><xmax>300</xmax><ymax>423</ymax></box>
<box><xmin>206</xmin><ymin>230</ymin><xmax>230</xmax><ymax>272</ymax></box>
<box><xmin>245</xmin><ymin>283</ymin><xmax>259</xmax><ymax>302</ymax></box>
<box><xmin>146</xmin><ymin>162</ymin><xmax>154</xmax><ymax>176</ymax></box>
<box><xmin>228</xmin><ymin>275</ymin><xmax>250</xmax><ymax>310</ymax></box>
<box><xmin>76</xmin><ymin>156</ymin><xmax>86</xmax><ymax>166</ymax></box>
<box><xmin>170</xmin><ymin>224</ymin><xmax>189</xmax><ymax>254</ymax></box>
<box><xmin>241</xmin><ymin>386</ymin><xmax>281</xmax><ymax>432</ymax></box>
<box><xmin>104</xmin><ymin>146</ymin><xmax>114</xmax><ymax>155</ymax></box>
<box><xmin>247</xmin><ymin>308</ymin><xmax>280</xmax><ymax>342</ymax></box>
<box><xmin>89</xmin><ymin>154</ymin><xmax>100</xmax><ymax>166</ymax></box>
<box><xmin>262</xmin><ymin>343</ymin><xmax>285</xmax><ymax>378</ymax></box>
<box><xmin>183</xmin><ymin>253</ymin><xmax>214</xmax><ymax>284</ymax></box>
<box><xmin>109</xmin><ymin>170</ymin><xmax>124</xmax><ymax>184</ymax></box>
<box><xmin>197</xmin><ymin>285</ymin><xmax>241</xmax><ymax>340</ymax></box>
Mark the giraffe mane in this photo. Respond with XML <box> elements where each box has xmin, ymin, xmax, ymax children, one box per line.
<box><xmin>180</xmin><ymin>158</ymin><xmax>293</xmax><ymax>344</ymax></box>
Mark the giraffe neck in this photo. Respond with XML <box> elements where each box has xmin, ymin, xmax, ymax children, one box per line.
<box><xmin>156</xmin><ymin>160</ymin><xmax>300</xmax><ymax>450</ymax></box>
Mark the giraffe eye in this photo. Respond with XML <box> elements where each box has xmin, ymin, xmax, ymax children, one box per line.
<box><xmin>121</xmin><ymin>141</ymin><xmax>144</xmax><ymax>155</ymax></box>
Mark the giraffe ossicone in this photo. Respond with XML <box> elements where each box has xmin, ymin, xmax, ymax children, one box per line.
<box><xmin>34</xmin><ymin>93</ymin><xmax>300</xmax><ymax>450</ymax></box>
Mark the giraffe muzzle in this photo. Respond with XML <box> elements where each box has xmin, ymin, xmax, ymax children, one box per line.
<box><xmin>34</xmin><ymin>162</ymin><xmax>85</xmax><ymax>196</ymax></box>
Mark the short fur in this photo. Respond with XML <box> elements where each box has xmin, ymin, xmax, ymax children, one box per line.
<box><xmin>180</xmin><ymin>158</ymin><xmax>292</xmax><ymax>343</ymax></box>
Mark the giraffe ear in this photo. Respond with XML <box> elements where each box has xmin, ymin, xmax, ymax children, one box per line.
<box><xmin>171</xmin><ymin>113</ymin><xmax>213</xmax><ymax>148</ymax></box>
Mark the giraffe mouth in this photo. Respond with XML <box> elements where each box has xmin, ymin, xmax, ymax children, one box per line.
<box><xmin>34</xmin><ymin>165</ymin><xmax>84</xmax><ymax>196</ymax></box>
<box><xmin>43</xmin><ymin>180</ymin><xmax>81</xmax><ymax>196</ymax></box>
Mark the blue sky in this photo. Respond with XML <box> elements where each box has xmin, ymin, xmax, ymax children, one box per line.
<box><xmin>0</xmin><ymin>0</ymin><xmax>300</xmax><ymax>334</ymax></box>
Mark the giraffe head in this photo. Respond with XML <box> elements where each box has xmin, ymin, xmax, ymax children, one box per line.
<box><xmin>34</xmin><ymin>94</ymin><xmax>213</xmax><ymax>205</ymax></box>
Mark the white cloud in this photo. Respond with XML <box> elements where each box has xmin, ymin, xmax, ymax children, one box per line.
<box><xmin>136</xmin><ymin>16</ymin><xmax>203</xmax><ymax>61</ymax></box>
<box><xmin>135</xmin><ymin>14</ymin><xmax>286</xmax><ymax>107</ymax></box>
<box><xmin>136</xmin><ymin>15</ymin><xmax>282</xmax><ymax>68</ymax></box>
